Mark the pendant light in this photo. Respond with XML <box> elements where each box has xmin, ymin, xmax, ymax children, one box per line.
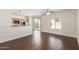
<box><xmin>46</xmin><ymin>9</ymin><xmax>51</xmax><ymax>15</ymax></box>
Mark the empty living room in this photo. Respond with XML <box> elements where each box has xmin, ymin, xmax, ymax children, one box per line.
<box><xmin>0</xmin><ymin>9</ymin><xmax>79</xmax><ymax>50</ymax></box>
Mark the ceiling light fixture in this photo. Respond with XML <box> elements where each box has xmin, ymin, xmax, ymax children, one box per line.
<box><xmin>46</xmin><ymin>9</ymin><xmax>51</xmax><ymax>15</ymax></box>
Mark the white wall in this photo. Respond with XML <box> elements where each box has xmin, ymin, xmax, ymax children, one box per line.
<box><xmin>0</xmin><ymin>10</ymin><xmax>32</xmax><ymax>43</ymax></box>
<box><xmin>0</xmin><ymin>9</ymin><xmax>12</xmax><ymax>27</ymax></box>
<box><xmin>41</xmin><ymin>10</ymin><xmax>77</xmax><ymax>38</ymax></box>
<box><xmin>0</xmin><ymin>26</ymin><xmax>32</xmax><ymax>43</ymax></box>
<box><xmin>77</xmin><ymin>10</ymin><xmax>79</xmax><ymax>45</ymax></box>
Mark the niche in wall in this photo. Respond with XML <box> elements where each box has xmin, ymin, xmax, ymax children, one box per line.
<box><xmin>12</xmin><ymin>15</ymin><xmax>29</xmax><ymax>26</ymax></box>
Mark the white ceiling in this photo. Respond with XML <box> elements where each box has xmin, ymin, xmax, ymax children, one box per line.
<box><xmin>12</xmin><ymin>9</ymin><xmax>70</xmax><ymax>17</ymax></box>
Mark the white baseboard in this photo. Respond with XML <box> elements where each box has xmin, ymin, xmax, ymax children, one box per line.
<box><xmin>42</xmin><ymin>31</ymin><xmax>77</xmax><ymax>38</ymax></box>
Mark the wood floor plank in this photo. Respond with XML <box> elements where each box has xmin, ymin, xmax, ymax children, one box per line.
<box><xmin>0</xmin><ymin>31</ymin><xmax>78</xmax><ymax>50</ymax></box>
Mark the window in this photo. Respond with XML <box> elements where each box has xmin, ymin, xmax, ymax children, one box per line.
<box><xmin>51</xmin><ymin>19</ymin><xmax>55</xmax><ymax>29</ymax></box>
<box><xmin>51</xmin><ymin>18</ymin><xmax>62</xmax><ymax>29</ymax></box>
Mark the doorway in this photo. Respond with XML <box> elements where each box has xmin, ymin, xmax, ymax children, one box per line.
<box><xmin>33</xmin><ymin>18</ymin><xmax>41</xmax><ymax>31</ymax></box>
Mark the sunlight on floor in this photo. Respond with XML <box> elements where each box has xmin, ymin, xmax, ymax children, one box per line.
<box><xmin>33</xmin><ymin>31</ymin><xmax>42</xmax><ymax>49</ymax></box>
<box><xmin>49</xmin><ymin>36</ymin><xmax>64</xmax><ymax>49</ymax></box>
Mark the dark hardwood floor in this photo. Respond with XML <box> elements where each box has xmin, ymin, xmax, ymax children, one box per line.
<box><xmin>0</xmin><ymin>31</ymin><xmax>78</xmax><ymax>50</ymax></box>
